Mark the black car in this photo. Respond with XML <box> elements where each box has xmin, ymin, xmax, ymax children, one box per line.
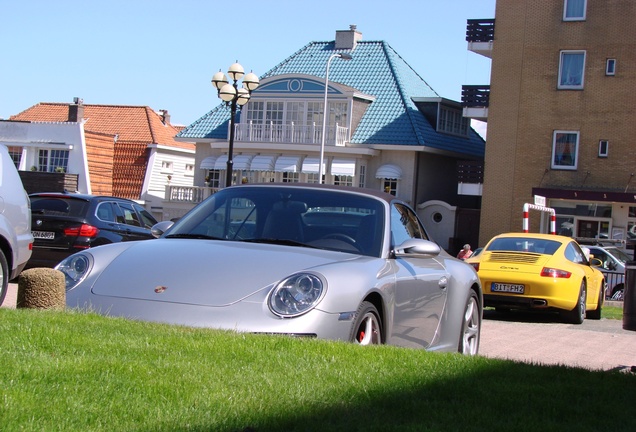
<box><xmin>27</xmin><ymin>193</ymin><xmax>158</xmax><ymax>268</ymax></box>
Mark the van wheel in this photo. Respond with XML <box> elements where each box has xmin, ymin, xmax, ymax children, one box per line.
<box><xmin>0</xmin><ymin>249</ymin><xmax>8</xmax><ymax>306</ymax></box>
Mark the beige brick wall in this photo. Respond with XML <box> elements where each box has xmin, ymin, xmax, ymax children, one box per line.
<box><xmin>480</xmin><ymin>0</ymin><xmax>636</xmax><ymax>244</ymax></box>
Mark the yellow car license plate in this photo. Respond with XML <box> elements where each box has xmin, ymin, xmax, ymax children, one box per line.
<box><xmin>491</xmin><ymin>283</ymin><xmax>525</xmax><ymax>294</ymax></box>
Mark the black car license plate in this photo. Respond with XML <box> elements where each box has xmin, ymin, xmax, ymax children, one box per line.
<box><xmin>32</xmin><ymin>231</ymin><xmax>55</xmax><ymax>240</ymax></box>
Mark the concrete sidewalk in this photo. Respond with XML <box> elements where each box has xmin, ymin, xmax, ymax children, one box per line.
<box><xmin>3</xmin><ymin>282</ymin><xmax>635</xmax><ymax>371</ymax></box>
<box><xmin>479</xmin><ymin>309</ymin><xmax>636</xmax><ymax>372</ymax></box>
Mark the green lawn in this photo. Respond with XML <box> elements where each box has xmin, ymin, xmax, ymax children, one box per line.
<box><xmin>1</xmin><ymin>308</ymin><xmax>634</xmax><ymax>432</ymax></box>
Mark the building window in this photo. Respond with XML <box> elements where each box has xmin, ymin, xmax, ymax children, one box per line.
<box><xmin>598</xmin><ymin>140</ymin><xmax>609</xmax><ymax>157</ymax></box>
<box><xmin>358</xmin><ymin>165</ymin><xmax>366</xmax><ymax>188</ymax></box>
<box><xmin>383</xmin><ymin>179</ymin><xmax>398</xmax><ymax>196</ymax></box>
<box><xmin>438</xmin><ymin>106</ymin><xmax>469</xmax><ymax>137</ymax></box>
<box><xmin>334</xmin><ymin>175</ymin><xmax>353</xmax><ymax>186</ymax></box>
<box><xmin>552</xmin><ymin>131</ymin><xmax>579</xmax><ymax>170</ymax></box>
<box><xmin>306</xmin><ymin>173</ymin><xmax>320</xmax><ymax>184</ymax></box>
<box><xmin>558</xmin><ymin>51</ymin><xmax>586</xmax><ymax>89</ymax></box>
<box><xmin>161</xmin><ymin>161</ymin><xmax>173</xmax><ymax>173</ymax></box>
<box><xmin>563</xmin><ymin>0</ymin><xmax>586</xmax><ymax>21</ymax></box>
<box><xmin>38</xmin><ymin>149</ymin><xmax>69</xmax><ymax>173</ymax></box>
<box><xmin>606</xmin><ymin>59</ymin><xmax>616</xmax><ymax>76</ymax></box>
<box><xmin>206</xmin><ymin>170</ymin><xmax>221</xmax><ymax>188</ymax></box>
<box><xmin>8</xmin><ymin>146</ymin><xmax>22</xmax><ymax>168</ymax></box>
<box><xmin>185</xmin><ymin>164</ymin><xmax>194</xmax><ymax>176</ymax></box>
<box><xmin>282</xmin><ymin>172</ymin><xmax>299</xmax><ymax>183</ymax></box>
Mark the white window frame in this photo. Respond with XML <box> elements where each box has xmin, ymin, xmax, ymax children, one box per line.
<box><xmin>558</xmin><ymin>50</ymin><xmax>586</xmax><ymax>89</ymax></box>
<box><xmin>185</xmin><ymin>164</ymin><xmax>194</xmax><ymax>177</ymax></box>
<box><xmin>606</xmin><ymin>59</ymin><xmax>616</xmax><ymax>76</ymax></box>
<box><xmin>598</xmin><ymin>140</ymin><xmax>609</xmax><ymax>158</ymax></box>
<box><xmin>38</xmin><ymin>149</ymin><xmax>70</xmax><ymax>173</ymax></box>
<box><xmin>383</xmin><ymin>179</ymin><xmax>398</xmax><ymax>196</ymax></box>
<box><xmin>161</xmin><ymin>160</ymin><xmax>173</xmax><ymax>174</ymax></box>
<box><xmin>563</xmin><ymin>0</ymin><xmax>586</xmax><ymax>21</ymax></box>
<box><xmin>437</xmin><ymin>105</ymin><xmax>469</xmax><ymax>137</ymax></box>
<box><xmin>551</xmin><ymin>130</ymin><xmax>579</xmax><ymax>170</ymax></box>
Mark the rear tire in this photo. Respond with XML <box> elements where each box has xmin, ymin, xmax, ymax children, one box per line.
<box><xmin>0</xmin><ymin>249</ymin><xmax>8</xmax><ymax>306</ymax></box>
<box><xmin>561</xmin><ymin>281</ymin><xmax>586</xmax><ymax>324</ymax></box>
<box><xmin>349</xmin><ymin>301</ymin><xmax>382</xmax><ymax>345</ymax></box>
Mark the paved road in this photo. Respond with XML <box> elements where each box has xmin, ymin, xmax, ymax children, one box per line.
<box><xmin>3</xmin><ymin>282</ymin><xmax>635</xmax><ymax>371</ymax></box>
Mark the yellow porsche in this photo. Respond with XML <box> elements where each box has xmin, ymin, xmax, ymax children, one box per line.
<box><xmin>466</xmin><ymin>233</ymin><xmax>604</xmax><ymax>324</ymax></box>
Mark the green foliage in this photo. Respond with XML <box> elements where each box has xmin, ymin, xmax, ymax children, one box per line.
<box><xmin>1</xmin><ymin>309</ymin><xmax>635</xmax><ymax>431</ymax></box>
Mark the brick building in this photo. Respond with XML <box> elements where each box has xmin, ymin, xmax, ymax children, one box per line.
<box><xmin>464</xmin><ymin>0</ymin><xmax>636</xmax><ymax>245</ymax></box>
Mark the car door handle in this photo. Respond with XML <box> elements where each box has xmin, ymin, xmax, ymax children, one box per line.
<box><xmin>438</xmin><ymin>276</ymin><xmax>448</xmax><ymax>290</ymax></box>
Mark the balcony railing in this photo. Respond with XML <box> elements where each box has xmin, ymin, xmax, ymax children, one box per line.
<box><xmin>166</xmin><ymin>185</ymin><xmax>220</xmax><ymax>204</ymax></box>
<box><xmin>233</xmin><ymin>122</ymin><xmax>349</xmax><ymax>147</ymax></box>
<box><xmin>457</xmin><ymin>160</ymin><xmax>484</xmax><ymax>184</ymax></box>
<box><xmin>457</xmin><ymin>160</ymin><xmax>484</xmax><ymax>196</ymax></box>
<box><xmin>461</xmin><ymin>85</ymin><xmax>490</xmax><ymax>108</ymax></box>
<box><xmin>466</xmin><ymin>19</ymin><xmax>495</xmax><ymax>43</ymax></box>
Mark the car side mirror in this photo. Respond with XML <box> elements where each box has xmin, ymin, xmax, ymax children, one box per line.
<box><xmin>609</xmin><ymin>261</ymin><xmax>617</xmax><ymax>270</ymax></box>
<box><xmin>151</xmin><ymin>220</ymin><xmax>174</xmax><ymax>238</ymax></box>
<box><xmin>394</xmin><ymin>238</ymin><xmax>441</xmax><ymax>258</ymax></box>
<box><xmin>589</xmin><ymin>257</ymin><xmax>603</xmax><ymax>267</ymax></box>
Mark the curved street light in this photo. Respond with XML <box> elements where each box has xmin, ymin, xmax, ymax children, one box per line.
<box><xmin>319</xmin><ymin>53</ymin><xmax>352</xmax><ymax>184</ymax></box>
<box><xmin>212</xmin><ymin>62</ymin><xmax>260</xmax><ymax>186</ymax></box>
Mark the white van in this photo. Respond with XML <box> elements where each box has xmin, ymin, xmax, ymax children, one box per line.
<box><xmin>0</xmin><ymin>144</ymin><xmax>33</xmax><ymax>305</ymax></box>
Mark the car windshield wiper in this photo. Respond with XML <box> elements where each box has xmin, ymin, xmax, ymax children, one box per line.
<box><xmin>243</xmin><ymin>238</ymin><xmax>318</xmax><ymax>249</ymax></box>
<box><xmin>164</xmin><ymin>233</ymin><xmax>226</xmax><ymax>240</ymax></box>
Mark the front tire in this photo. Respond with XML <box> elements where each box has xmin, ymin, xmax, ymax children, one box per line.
<box><xmin>561</xmin><ymin>281</ymin><xmax>586</xmax><ymax>324</ymax></box>
<box><xmin>458</xmin><ymin>290</ymin><xmax>481</xmax><ymax>355</ymax></box>
<box><xmin>349</xmin><ymin>301</ymin><xmax>382</xmax><ymax>345</ymax></box>
<box><xmin>0</xmin><ymin>249</ymin><xmax>8</xmax><ymax>306</ymax></box>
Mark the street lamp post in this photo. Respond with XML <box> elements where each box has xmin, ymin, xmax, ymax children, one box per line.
<box><xmin>319</xmin><ymin>53</ymin><xmax>352</xmax><ymax>184</ymax></box>
<box><xmin>212</xmin><ymin>63</ymin><xmax>260</xmax><ymax>187</ymax></box>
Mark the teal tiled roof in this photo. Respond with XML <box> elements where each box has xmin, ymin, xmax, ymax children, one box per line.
<box><xmin>178</xmin><ymin>40</ymin><xmax>484</xmax><ymax>157</ymax></box>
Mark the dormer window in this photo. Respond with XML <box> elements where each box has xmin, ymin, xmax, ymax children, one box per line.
<box><xmin>413</xmin><ymin>97</ymin><xmax>470</xmax><ymax>138</ymax></box>
<box><xmin>438</xmin><ymin>106</ymin><xmax>470</xmax><ymax>137</ymax></box>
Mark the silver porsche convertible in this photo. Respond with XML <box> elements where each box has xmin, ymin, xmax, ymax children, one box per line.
<box><xmin>58</xmin><ymin>184</ymin><xmax>482</xmax><ymax>354</ymax></box>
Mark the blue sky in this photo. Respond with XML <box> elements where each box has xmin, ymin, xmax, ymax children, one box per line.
<box><xmin>1</xmin><ymin>0</ymin><xmax>495</xmax><ymax>133</ymax></box>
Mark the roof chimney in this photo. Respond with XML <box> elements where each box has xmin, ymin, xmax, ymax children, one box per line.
<box><xmin>68</xmin><ymin>97</ymin><xmax>84</xmax><ymax>122</ymax></box>
<box><xmin>160</xmin><ymin>109</ymin><xmax>170</xmax><ymax>125</ymax></box>
<box><xmin>335</xmin><ymin>25</ymin><xmax>362</xmax><ymax>50</ymax></box>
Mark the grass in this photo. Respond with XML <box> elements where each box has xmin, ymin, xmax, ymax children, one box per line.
<box><xmin>1</xmin><ymin>308</ymin><xmax>635</xmax><ymax>432</ymax></box>
<box><xmin>602</xmin><ymin>304</ymin><xmax>623</xmax><ymax>320</ymax></box>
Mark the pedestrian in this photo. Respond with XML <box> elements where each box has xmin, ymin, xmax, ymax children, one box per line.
<box><xmin>457</xmin><ymin>244</ymin><xmax>473</xmax><ymax>260</ymax></box>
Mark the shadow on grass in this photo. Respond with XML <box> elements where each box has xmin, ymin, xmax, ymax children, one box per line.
<box><xmin>153</xmin><ymin>358</ymin><xmax>636</xmax><ymax>432</ymax></box>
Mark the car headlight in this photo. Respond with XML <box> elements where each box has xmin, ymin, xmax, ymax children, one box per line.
<box><xmin>55</xmin><ymin>253</ymin><xmax>92</xmax><ymax>291</ymax></box>
<box><xmin>268</xmin><ymin>273</ymin><xmax>326</xmax><ymax>317</ymax></box>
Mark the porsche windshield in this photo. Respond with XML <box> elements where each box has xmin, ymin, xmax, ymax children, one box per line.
<box><xmin>166</xmin><ymin>186</ymin><xmax>385</xmax><ymax>257</ymax></box>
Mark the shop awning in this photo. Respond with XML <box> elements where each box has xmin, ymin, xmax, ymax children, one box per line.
<box><xmin>250</xmin><ymin>155</ymin><xmax>276</xmax><ymax>171</ymax></box>
<box><xmin>331</xmin><ymin>158</ymin><xmax>356</xmax><ymax>176</ymax></box>
<box><xmin>301</xmin><ymin>157</ymin><xmax>325</xmax><ymax>174</ymax></box>
<box><xmin>275</xmin><ymin>156</ymin><xmax>301</xmax><ymax>172</ymax></box>
<box><xmin>213</xmin><ymin>154</ymin><xmax>229</xmax><ymax>170</ymax></box>
<box><xmin>375</xmin><ymin>164</ymin><xmax>402</xmax><ymax>180</ymax></box>
<box><xmin>233</xmin><ymin>154</ymin><xmax>254</xmax><ymax>170</ymax></box>
<box><xmin>200</xmin><ymin>156</ymin><xmax>218</xmax><ymax>170</ymax></box>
